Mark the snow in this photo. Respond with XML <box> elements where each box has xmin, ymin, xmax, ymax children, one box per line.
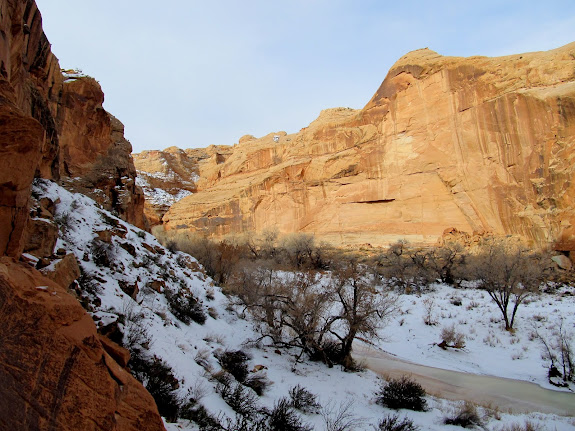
<box><xmin>377</xmin><ymin>283</ymin><xmax>575</xmax><ymax>391</ymax></box>
<box><xmin>32</xmin><ymin>178</ymin><xmax>575</xmax><ymax>430</ymax></box>
<box><xmin>135</xmin><ymin>172</ymin><xmax>193</xmax><ymax>207</ymax></box>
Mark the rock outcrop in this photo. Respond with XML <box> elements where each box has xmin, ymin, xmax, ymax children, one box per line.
<box><xmin>0</xmin><ymin>257</ymin><xmax>165</xmax><ymax>431</ymax></box>
<box><xmin>0</xmin><ymin>0</ymin><xmax>146</xmax><ymax>260</ymax></box>
<box><xmin>163</xmin><ymin>43</ymin><xmax>575</xmax><ymax>251</ymax></box>
<box><xmin>133</xmin><ymin>145</ymin><xmax>231</xmax><ymax>225</ymax></box>
<box><xmin>0</xmin><ymin>1</ymin><xmax>163</xmax><ymax>429</ymax></box>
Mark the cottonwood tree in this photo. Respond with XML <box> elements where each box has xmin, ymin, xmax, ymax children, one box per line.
<box><xmin>472</xmin><ymin>237</ymin><xmax>544</xmax><ymax>331</ymax></box>
<box><xmin>228</xmin><ymin>263</ymin><xmax>398</xmax><ymax>369</ymax></box>
<box><xmin>330</xmin><ymin>259</ymin><xmax>399</xmax><ymax>369</ymax></box>
<box><xmin>425</xmin><ymin>240</ymin><xmax>467</xmax><ymax>285</ymax></box>
<box><xmin>228</xmin><ymin>268</ymin><xmax>336</xmax><ymax>364</ymax></box>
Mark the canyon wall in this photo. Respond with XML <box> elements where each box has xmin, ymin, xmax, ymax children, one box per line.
<box><xmin>0</xmin><ymin>0</ymin><xmax>146</xmax><ymax>258</ymax></box>
<box><xmin>0</xmin><ymin>1</ymin><xmax>162</xmax><ymax>429</ymax></box>
<box><xmin>163</xmin><ymin>43</ymin><xmax>575</xmax><ymax>251</ymax></box>
<box><xmin>133</xmin><ymin>145</ymin><xmax>231</xmax><ymax>225</ymax></box>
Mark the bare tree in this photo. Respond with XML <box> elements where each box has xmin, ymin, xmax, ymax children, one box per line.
<box><xmin>330</xmin><ymin>259</ymin><xmax>400</xmax><ymax>369</ymax></box>
<box><xmin>425</xmin><ymin>240</ymin><xmax>467</xmax><ymax>285</ymax></box>
<box><xmin>472</xmin><ymin>237</ymin><xmax>544</xmax><ymax>331</ymax></box>
<box><xmin>228</xmin><ymin>261</ymin><xmax>398</xmax><ymax>369</ymax></box>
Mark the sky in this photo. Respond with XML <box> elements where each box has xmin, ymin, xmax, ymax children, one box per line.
<box><xmin>35</xmin><ymin>1</ymin><xmax>575</xmax><ymax>154</ymax></box>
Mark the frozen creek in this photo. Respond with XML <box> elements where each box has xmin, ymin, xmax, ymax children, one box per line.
<box><xmin>354</xmin><ymin>344</ymin><xmax>575</xmax><ymax>416</ymax></box>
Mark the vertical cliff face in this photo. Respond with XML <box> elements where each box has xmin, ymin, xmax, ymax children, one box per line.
<box><xmin>0</xmin><ymin>1</ymin><xmax>163</xmax><ymax>429</ymax></box>
<box><xmin>0</xmin><ymin>0</ymin><xmax>146</xmax><ymax>258</ymax></box>
<box><xmin>163</xmin><ymin>43</ymin><xmax>575</xmax><ymax>251</ymax></box>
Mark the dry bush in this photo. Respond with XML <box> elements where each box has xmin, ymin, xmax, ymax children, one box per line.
<box><xmin>439</xmin><ymin>324</ymin><xmax>466</xmax><ymax>349</ymax></box>
<box><xmin>244</xmin><ymin>372</ymin><xmax>271</xmax><ymax>396</ymax></box>
<box><xmin>443</xmin><ymin>401</ymin><xmax>482</xmax><ymax>428</ymax></box>
<box><xmin>377</xmin><ymin>414</ymin><xmax>419</xmax><ymax>431</ymax></box>
<box><xmin>497</xmin><ymin>421</ymin><xmax>543</xmax><ymax>431</ymax></box>
<box><xmin>216</xmin><ymin>350</ymin><xmax>250</xmax><ymax>382</ymax></box>
<box><xmin>267</xmin><ymin>398</ymin><xmax>313</xmax><ymax>431</ymax></box>
<box><xmin>321</xmin><ymin>399</ymin><xmax>367</xmax><ymax>431</ymax></box>
<box><xmin>288</xmin><ymin>385</ymin><xmax>321</xmax><ymax>414</ymax></box>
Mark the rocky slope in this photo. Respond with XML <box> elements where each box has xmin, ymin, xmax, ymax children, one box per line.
<box><xmin>0</xmin><ymin>1</ymin><xmax>161</xmax><ymax>429</ymax></box>
<box><xmin>162</xmin><ymin>42</ymin><xmax>575</xmax><ymax>252</ymax></box>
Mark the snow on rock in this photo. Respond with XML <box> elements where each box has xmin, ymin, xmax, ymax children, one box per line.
<box><xmin>32</xmin><ymin>178</ymin><xmax>575</xmax><ymax>430</ymax></box>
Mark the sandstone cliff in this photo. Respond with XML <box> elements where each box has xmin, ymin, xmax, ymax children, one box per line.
<box><xmin>0</xmin><ymin>0</ymin><xmax>146</xmax><ymax>259</ymax></box>
<box><xmin>163</xmin><ymin>43</ymin><xmax>575</xmax><ymax>252</ymax></box>
<box><xmin>133</xmin><ymin>145</ymin><xmax>232</xmax><ymax>225</ymax></box>
<box><xmin>0</xmin><ymin>1</ymin><xmax>163</xmax><ymax>428</ymax></box>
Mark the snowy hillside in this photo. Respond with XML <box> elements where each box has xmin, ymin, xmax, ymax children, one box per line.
<box><xmin>136</xmin><ymin>172</ymin><xmax>194</xmax><ymax>208</ymax></box>
<box><xmin>31</xmin><ymin>179</ymin><xmax>575</xmax><ymax>430</ymax></box>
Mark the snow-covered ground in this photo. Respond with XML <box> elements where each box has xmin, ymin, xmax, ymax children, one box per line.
<box><xmin>378</xmin><ymin>283</ymin><xmax>575</xmax><ymax>391</ymax></box>
<box><xmin>33</xmin><ymin>179</ymin><xmax>575</xmax><ymax>430</ymax></box>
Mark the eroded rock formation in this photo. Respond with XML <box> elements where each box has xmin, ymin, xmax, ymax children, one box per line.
<box><xmin>163</xmin><ymin>43</ymin><xmax>575</xmax><ymax>251</ymax></box>
<box><xmin>0</xmin><ymin>0</ymin><xmax>146</xmax><ymax>260</ymax></box>
<box><xmin>0</xmin><ymin>1</ymin><xmax>163</xmax><ymax>428</ymax></box>
<box><xmin>133</xmin><ymin>145</ymin><xmax>231</xmax><ymax>225</ymax></box>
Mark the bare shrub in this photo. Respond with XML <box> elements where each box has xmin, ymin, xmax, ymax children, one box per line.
<box><xmin>216</xmin><ymin>380</ymin><xmax>260</xmax><ymax>419</ymax></box>
<box><xmin>216</xmin><ymin>350</ymin><xmax>250</xmax><ymax>382</ymax></box>
<box><xmin>164</xmin><ymin>287</ymin><xmax>206</xmax><ymax>325</ymax></box>
<box><xmin>129</xmin><ymin>355</ymin><xmax>181</xmax><ymax>422</ymax></box>
<box><xmin>438</xmin><ymin>324</ymin><xmax>466</xmax><ymax>349</ymax></box>
<box><xmin>321</xmin><ymin>399</ymin><xmax>367</xmax><ymax>431</ymax></box>
<box><xmin>288</xmin><ymin>385</ymin><xmax>321</xmax><ymax>414</ymax></box>
<box><xmin>422</xmin><ymin>297</ymin><xmax>438</xmax><ymax>326</ymax></box>
<box><xmin>534</xmin><ymin>318</ymin><xmax>574</xmax><ymax>384</ymax></box>
<box><xmin>267</xmin><ymin>397</ymin><xmax>313</xmax><ymax>431</ymax></box>
<box><xmin>443</xmin><ymin>401</ymin><xmax>482</xmax><ymax>428</ymax></box>
<box><xmin>194</xmin><ymin>347</ymin><xmax>212</xmax><ymax>371</ymax></box>
<box><xmin>377</xmin><ymin>414</ymin><xmax>419</xmax><ymax>431</ymax></box>
<box><xmin>497</xmin><ymin>420</ymin><xmax>543</xmax><ymax>431</ymax></box>
<box><xmin>120</xmin><ymin>300</ymin><xmax>152</xmax><ymax>352</ymax></box>
<box><xmin>244</xmin><ymin>372</ymin><xmax>271</xmax><ymax>396</ymax></box>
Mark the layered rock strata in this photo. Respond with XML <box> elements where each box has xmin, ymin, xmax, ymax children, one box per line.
<box><xmin>163</xmin><ymin>43</ymin><xmax>575</xmax><ymax>251</ymax></box>
<box><xmin>133</xmin><ymin>145</ymin><xmax>231</xmax><ymax>225</ymax></box>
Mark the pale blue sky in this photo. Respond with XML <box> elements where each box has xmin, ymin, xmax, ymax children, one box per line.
<box><xmin>35</xmin><ymin>1</ymin><xmax>575</xmax><ymax>153</ymax></box>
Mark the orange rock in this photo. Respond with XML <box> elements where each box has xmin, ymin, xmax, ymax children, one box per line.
<box><xmin>0</xmin><ymin>257</ymin><xmax>165</xmax><ymax>431</ymax></box>
<box><xmin>40</xmin><ymin>253</ymin><xmax>81</xmax><ymax>289</ymax></box>
<box><xmin>163</xmin><ymin>42</ymin><xmax>575</xmax><ymax>251</ymax></box>
<box><xmin>99</xmin><ymin>334</ymin><xmax>131</xmax><ymax>368</ymax></box>
<box><xmin>24</xmin><ymin>217</ymin><xmax>59</xmax><ymax>258</ymax></box>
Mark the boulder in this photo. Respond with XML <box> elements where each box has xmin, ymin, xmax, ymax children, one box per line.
<box><xmin>40</xmin><ymin>253</ymin><xmax>81</xmax><ymax>289</ymax></box>
<box><xmin>0</xmin><ymin>257</ymin><xmax>165</xmax><ymax>431</ymax></box>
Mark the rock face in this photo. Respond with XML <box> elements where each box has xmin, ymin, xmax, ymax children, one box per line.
<box><xmin>0</xmin><ymin>0</ymin><xmax>146</xmax><ymax>260</ymax></box>
<box><xmin>163</xmin><ymin>43</ymin><xmax>575</xmax><ymax>251</ymax></box>
<box><xmin>133</xmin><ymin>145</ymin><xmax>231</xmax><ymax>225</ymax></box>
<box><xmin>0</xmin><ymin>257</ymin><xmax>165</xmax><ymax>431</ymax></box>
<box><xmin>0</xmin><ymin>1</ymin><xmax>164</xmax><ymax>429</ymax></box>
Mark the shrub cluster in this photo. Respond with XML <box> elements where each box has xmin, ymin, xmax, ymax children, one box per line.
<box><xmin>376</xmin><ymin>376</ymin><xmax>427</xmax><ymax>412</ymax></box>
<box><xmin>129</xmin><ymin>355</ymin><xmax>181</xmax><ymax>422</ymax></box>
<box><xmin>443</xmin><ymin>401</ymin><xmax>482</xmax><ymax>428</ymax></box>
<box><xmin>164</xmin><ymin>287</ymin><xmax>206</xmax><ymax>325</ymax></box>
